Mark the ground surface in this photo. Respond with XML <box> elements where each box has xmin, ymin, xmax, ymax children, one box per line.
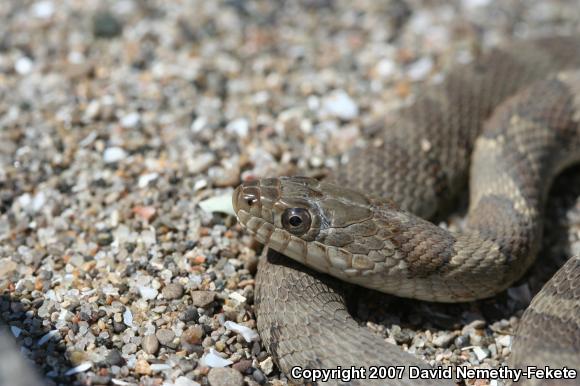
<box><xmin>1</xmin><ymin>0</ymin><xmax>579</xmax><ymax>385</ymax></box>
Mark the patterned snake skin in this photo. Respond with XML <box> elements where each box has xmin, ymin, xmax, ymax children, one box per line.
<box><xmin>233</xmin><ymin>36</ymin><xmax>580</xmax><ymax>385</ymax></box>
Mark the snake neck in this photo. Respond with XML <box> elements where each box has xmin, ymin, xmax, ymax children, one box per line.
<box><xmin>349</xmin><ymin>73</ymin><xmax>580</xmax><ymax>301</ymax></box>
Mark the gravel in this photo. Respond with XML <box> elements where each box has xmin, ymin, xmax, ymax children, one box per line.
<box><xmin>142</xmin><ymin>334</ymin><xmax>160</xmax><ymax>355</ymax></box>
<box><xmin>162</xmin><ymin>283</ymin><xmax>185</xmax><ymax>300</ymax></box>
<box><xmin>207</xmin><ymin>367</ymin><xmax>244</xmax><ymax>386</ymax></box>
<box><xmin>0</xmin><ymin>1</ymin><xmax>579</xmax><ymax>386</ymax></box>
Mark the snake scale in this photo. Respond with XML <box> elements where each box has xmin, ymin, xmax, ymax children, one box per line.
<box><xmin>233</xmin><ymin>36</ymin><xmax>580</xmax><ymax>385</ymax></box>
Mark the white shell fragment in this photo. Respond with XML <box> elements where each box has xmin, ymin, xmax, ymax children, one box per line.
<box><xmin>139</xmin><ymin>286</ymin><xmax>159</xmax><ymax>300</ymax></box>
<box><xmin>224</xmin><ymin>321</ymin><xmax>259</xmax><ymax>342</ymax></box>
<box><xmin>199</xmin><ymin>194</ymin><xmax>235</xmax><ymax>216</ymax></box>
<box><xmin>123</xmin><ymin>308</ymin><xmax>133</xmax><ymax>327</ymax></box>
<box><xmin>37</xmin><ymin>330</ymin><xmax>59</xmax><ymax>346</ymax></box>
<box><xmin>104</xmin><ymin>147</ymin><xmax>127</xmax><ymax>163</ymax></box>
<box><xmin>200</xmin><ymin>348</ymin><xmax>233</xmax><ymax>367</ymax></box>
<box><xmin>322</xmin><ymin>90</ymin><xmax>359</xmax><ymax>120</ymax></box>
<box><xmin>64</xmin><ymin>361</ymin><xmax>92</xmax><ymax>376</ymax></box>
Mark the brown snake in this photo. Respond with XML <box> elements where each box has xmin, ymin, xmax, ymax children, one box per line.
<box><xmin>232</xmin><ymin>36</ymin><xmax>580</xmax><ymax>385</ymax></box>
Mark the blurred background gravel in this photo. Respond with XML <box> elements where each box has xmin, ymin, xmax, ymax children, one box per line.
<box><xmin>1</xmin><ymin>0</ymin><xmax>579</xmax><ymax>385</ymax></box>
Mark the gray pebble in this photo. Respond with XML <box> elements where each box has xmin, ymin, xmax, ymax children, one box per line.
<box><xmin>252</xmin><ymin>368</ymin><xmax>266</xmax><ymax>384</ymax></box>
<box><xmin>142</xmin><ymin>334</ymin><xmax>159</xmax><ymax>354</ymax></box>
<box><xmin>121</xmin><ymin>343</ymin><xmax>137</xmax><ymax>355</ymax></box>
<box><xmin>89</xmin><ymin>374</ymin><xmax>112</xmax><ymax>385</ymax></box>
<box><xmin>232</xmin><ymin>359</ymin><xmax>252</xmax><ymax>373</ymax></box>
<box><xmin>389</xmin><ymin>325</ymin><xmax>412</xmax><ymax>344</ymax></box>
<box><xmin>433</xmin><ymin>332</ymin><xmax>457</xmax><ymax>348</ymax></box>
<box><xmin>96</xmin><ymin>232</ymin><xmax>113</xmax><ymax>246</ymax></box>
<box><xmin>461</xmin><ymin>319</ymin><xmax>486</xmax><ymax>335</ymax></box>
<box><xmin>162</xmin><ymin>283</ymin><xmax>184</xmax><ymax>300</ymax></box>
<box><xmin>208</xmin><ymin>367</ymin><xmax>244</xmax><ymax>386</ymax></box>
<box><xmin>155</xmin><ymin>328</ymin><xmax>175</xmax><ymax>346</ymax></box>
<box><xmin>113</xmin><ymin>322</ymin><xmax>126</xmax><ymax>333</ymax></box>
<box><xmin>190</xmin><ymin>291</ymin><xmax>216</xmax><ymax>308</ymax></box>
<box><xmin>454</xmin><ymin>334</ymin><xmax>470</xmax><ymax>348</ymax></box>
<box><xmin>180</xmin><ymin>307</ymin><xmax>199</xmax><ymax>323</ymax></box>
<box><xmin>104</xmin><ymin>349</ymin><xmax>124</xmax><ymax>366</ymax></box>
<box><xmin>92</xmin><ymin>11</ymin><xmax>123</xmax><ymax>38</ymax></box>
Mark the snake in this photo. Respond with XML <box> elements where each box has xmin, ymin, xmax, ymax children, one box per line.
<box><xmin>232</xmin><ymin>36</ymin><xmax>580</xmax><ymax>385</ymax></box>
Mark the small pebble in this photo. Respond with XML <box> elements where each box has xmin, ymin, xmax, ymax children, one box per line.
<box><xmin>201</xmin><ymin>348</ymin><xmax>233</xmax><ymax>368</ymax></box>
<box><xmin>181</xmin><ymin>325</ymin><xmax>205</xmax><ymax>349</ymax></box>
<box><xmin>259</xmin><ymin>357</ymin><xmax>274</xmax><ymax>375</ymax></box>
<box><xmin>252</xmin><ymin>368</ymin><xmax>267</xmax><ymax>384</ymax></box>
<box><xmin>93</xmin><ymin>11</ymin><xmax>123</xmax><ymax>38</ymax></box>
<box><xmin>321</xmin><ymin>90</ymin><xmax>359</xmax><ymax>120</ymax></box>
<box><xmin>496</xmin><ymin>335</ymin><xmax>512</xmax><ymax>347</ymax></box>
<box><xmin>180</xmin><ymin>308</ymin><xmax>200</xmax><ymax>323</ymax></box>
<box><xmin>454</xmin><ymin>334</ymin><xmax>470</xmax><ymax>349</ymax></box>
<box><xmin>232</xmin><ymin>359</ymin><xmax>252</xmax><ymax>373</ymax></box>
<box><xmin>134</xmin><ymin>359</ymin><xmax>152</xmax><ymax>375</ymax></box>
<box><xmin>473</xmin><ymin>346</ymin><xmax>490</xmax><ymax>361</ymax></box>
<box><xmin>162</xmin><ymin>283</ymin><xmax>185</xmax><ymax>300</ymax></box>
<box><xmin>104</xmin><ymin>350</ymin><xmax>124</xmax><ymax>366</ymax></box>
<box><xmin>207</xmin><ymin>367</ymin><xmax>244</xmax><ymax>386</ymax></box>
<box><xmin>174</xmin><ymin>376</ymin><xmax>200</xmax><ymax>386</ymax></box>
<box><xmin>190</xmin><ymin>291</ymin><xmax>216</xmax><ymax>308</ymax></box>
<box><xmin>156</xmin><ymin>329</ymin><xmax>175</xmax><ymax>346</ymax></box>
<box><xmin>433</xmin><ymin>332</ymin><xmax>457</xmax><ymax>348</ymax></box>
<box><xmin>142</xmin><ymin>335</ymin><xmax>160</xmax><ymax>355</ymax></box>
<box><xmin>104</xmin><ymin>147</ymin><xmax>127</xmax><ymax>163</ymax></box>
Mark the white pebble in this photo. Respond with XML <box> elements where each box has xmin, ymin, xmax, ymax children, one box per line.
<box><xmin>140</xmin><ymin>229</ymin><xmax>156</xmax><ymax>246</ymax></box>
<box><xmin>496</xmin><ymin>335</ymin><xmax>512</xmax><ymax>347</ymax></box>
<box><xmin>462</xmin><ymin>0</ymin><xmax>492</xmax><ymax>9</ymax></box>
<box><xmin>150</xmin><ymin>363</ymin><xmax>172</xmax><ymax>372</ymax></box>
<box><xmin>15</xmin><ymin>57</ymin><xmax>33</xmax><ymax>75</ymax></box>
<box><xmin>121</xmin><ymin>112</ymin><xmax>141</xmax><ymax>128</ymax></box>
<box><xmin>322</xmin><ymin>90</ymin><xmax>359</xmax><ymax>120</ymax></box>
<box><xmin>307</xmin><ymin>95</ymin><xmax>320</xmax><ymax>111</ymax></box>
<box><xmin>111</xmin><ymin>380</ymin><xmax>132</xmax><ymax>386</ymax></box>
<box><xmin>64</xmin><ymin>362</ymin><xmax>92</xmax><ymax>376</ymax></box>
<box><xmin>407</xmin><ymin>57</ymin><xmax>433</xmax><ymax>81</ymax></box>
<box><xmin>31</xmin><ymin>1</ymin><xmax>55</xmax><ymax>18</ymax></box>
<box><xmin>79</xmin><ymin>131</ymin><xmax>97</xmax><ymax>147</ymax></box>
<box><xmin>17</xmin><ymin>193</ymin><xmax>31</xmax><ymax>209</ymax></box>
<box><xmin>191</xmin><ymin>116</ymin><xmax>208</xmax><ymax>133</ymax></box>
<box><xmin>123</xmin><ymin>308</ymin><xmax>133</xmax><ymax>327</ymax></box>
<box><xmin>138</xmin><ymin>173</ymin><xmax>159</xmax><ymax>188</ymax></box>
<box><xmin>173</xmin><ymin>376</ymin><xmax>201</xmax><ymax>386</ymax></box>
<box><xmin>104</xmin><ymin>147</ymin><xmax>127</xmax><ymax>163</ymax></box>
<box><xmin>37</xmin><ymin>330</ymin><xmax>59</xmax><ymax>346</ymax></box>
<box><xmin>259</xmin><ymin>357</ymin><xmax>274</xmax><ymax>375</ymax></box>
<box><xmin>226</xmin><ymin>118</ymin><xmax>249</xmax><ymax>137</ymax></box>
<box><xmin>139</xmin><ymin>286</ymin><xmax>158</xmax><ymax>300</ymax></box>
<box><xmin>193</xmin><ymin>179</ymin><xmax>208</xmax><ymax>191</ymax></box>
<box><xmin>200</xmin><ymin>348</ymin><xmax>233</xmax><ymax>368</ymax></box>
<box><xmin>473</xmin><ymin>346</ymin><xmax>489</xmax><ymax>360</ymax></box>
<box><xmin>32</xmin><ymin>191</ymin><xmax>46</xmax><ymax>212</ymax></box>
<box><xmin>228</xmin><ymin>292</ymin><xmax>247</xmax><ymax>304</ymax></box>
<box><xmin>376</xmin><ymin>58</ymin><xmax>396</xmax><ymax>78</ymax></box>
<box><xmin>224</xmin><ymin>321</ymin><xmax>259</xmax><ymax>342</ymax></box>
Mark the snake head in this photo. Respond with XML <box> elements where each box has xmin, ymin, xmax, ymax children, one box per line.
<box><xmin>233</xmin><ymin>176</ymin><xmax>392</xmax><ymax>276</ymax></box>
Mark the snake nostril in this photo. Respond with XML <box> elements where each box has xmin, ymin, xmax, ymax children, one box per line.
<box><xmin>239</xmin><ymin>186</ymin><xmax>261</xmax><ymax>211</ymax></box>
<box><xmin>245</xmin><ymin>196</ymin><xmax>258</xmax><ymax>206</ymax></box>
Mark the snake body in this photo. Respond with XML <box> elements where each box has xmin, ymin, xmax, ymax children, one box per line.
<box><xmin>233</xmin><ymin>36</ymin><xmax>580</xmax><ymax>385</ymax></box>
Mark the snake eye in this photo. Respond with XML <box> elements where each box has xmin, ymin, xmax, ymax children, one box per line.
<box><xmin>281</xmin><ymin>208</ymin><xmax>311</xmax><ymax>235</ymax></box>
